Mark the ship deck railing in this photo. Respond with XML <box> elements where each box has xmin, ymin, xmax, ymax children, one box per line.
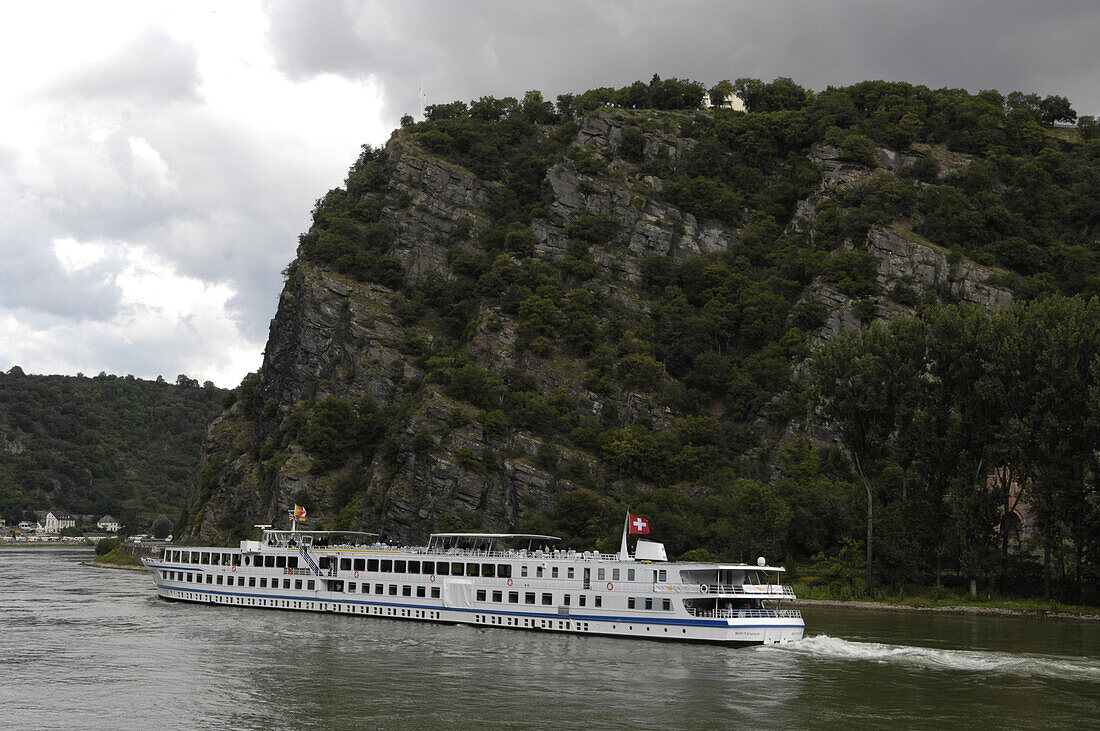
<box><xmin>655</xmin><ymin>583</ymin><xmax>795</xmax><ymax>597</ymax></box>
<box><xmin>687</xmin><ymin>608</ymin><xmax>803</xmax><ymax>620</ymax></box>
<box><xmin>284</xmin><ymin>567</ymin><xmax>314</xmax><ymax>576</ymax></box>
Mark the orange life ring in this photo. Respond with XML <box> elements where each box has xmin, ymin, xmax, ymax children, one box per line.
<box><xmin>231</xmin><ymin>565</ymin><xmax>237</xmax><ymax>572</ymax></box>
<box><xmin>507</xmin><ymin>578</ymin><xmax>513</xmax><ymax>587</ymax></box>
<box><xmin>354</xmin><ymin>570</ymin><xmax>360</xmax><ymax>578</ymax></box>
<box><xmin>430</xmin><ymin>574</ymin><xmax>436</xmax><ymax>582</ymax></box>
<box><xmin>606</xmin><ymin>581</ymin><xmax>613</xmax><ymax>590</ymax></box>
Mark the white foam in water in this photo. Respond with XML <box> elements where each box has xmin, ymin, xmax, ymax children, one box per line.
<box><xmin>767</xmin><ymin>634</ymin><xmax>1100</xmax><ymax>680</ymax></box>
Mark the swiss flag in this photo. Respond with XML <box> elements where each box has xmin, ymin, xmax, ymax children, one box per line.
<box><xmin>628</xmin><ymin>513</ymin><xmax>650</xmax><ymax>535</ymax></box>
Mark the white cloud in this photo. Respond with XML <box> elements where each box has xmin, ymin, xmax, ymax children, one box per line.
<box><xmin>1</xmin><ymin>241</ymin><xmax>259</xmax><ymax>386</ymax></box>
<box><xmin>52</xmin><ymin>238</ymin><xmax>108</xmax><ymax>274</ymax></box>
<box><xmin>128</xmin><ymin>136</ymin><xmax>177</xmax><ymax>197</ymax></box>
<box><xmin>0</xmin><ymin>1</ymin><xmax>388</xmax><ymax>387</ymax></box>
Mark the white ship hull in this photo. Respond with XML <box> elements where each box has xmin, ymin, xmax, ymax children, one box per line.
<box><xmin>143</xmin><ymin>536</ymin><xmax>805</xmax><ymax>647</ymax></box>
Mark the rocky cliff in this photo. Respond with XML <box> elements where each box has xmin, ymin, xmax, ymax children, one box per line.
<box><xmin>179</xmin><ymin>107</ymin><xmax>1016</xmax><ymax>547</ymax></box>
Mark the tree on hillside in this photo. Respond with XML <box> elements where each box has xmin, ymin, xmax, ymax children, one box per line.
<box><xmin>812</xmin><ymin>323</ymin><xmax>915</xmax><ymax>588</ymax></box>
<box><xmin>708</xmin><ymin>80</ymin><xmax>736</xmax><ymax>106</ymax></box>
<box><xmin>1038</xmin><ymin>95</ymin><xmax>1076</xmax><ymax>127</ymax></box>
<box><xmin>151</xmin><ymin>514</ymin><xmax>173</xmax><ymax>539</ymax></box>
<box><xmin>734</xmin><ymin>77</ymin><xmax>809</xmax><ymax>113</ymax></box>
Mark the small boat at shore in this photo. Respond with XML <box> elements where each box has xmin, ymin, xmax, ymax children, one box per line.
<box><xmin>142</xmin><ymin>513</ymin><xmax>805</xmax><ymax>646</ymax></box>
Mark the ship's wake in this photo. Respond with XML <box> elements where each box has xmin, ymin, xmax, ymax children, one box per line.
<box><xmin>763</xmin><ymin>634</ymin><xmax>1100</xmax><ymax>680</ymax></box>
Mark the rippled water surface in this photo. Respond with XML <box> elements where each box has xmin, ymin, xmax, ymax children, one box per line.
<box><xmin>2</xmin><ymin>548</ymin><xmax>1098</xmax><ymax>729</ymax></box>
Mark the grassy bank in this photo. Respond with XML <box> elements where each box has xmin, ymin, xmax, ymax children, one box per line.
<box><xmin>790</xmin><ymin>582</ymin><xmax>1100</xmax><ymax>618</ymax></box>
<box><xmin>92</xmin><ymin>545</ymin><xmax>144</xmax><ymax>568</ymax></box>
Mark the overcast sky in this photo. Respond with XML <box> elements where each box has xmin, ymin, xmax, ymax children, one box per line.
<box><xmin>3</xmin><ymin>1</ymin><xmax>1098</xmax><ymax>387</ymax></box>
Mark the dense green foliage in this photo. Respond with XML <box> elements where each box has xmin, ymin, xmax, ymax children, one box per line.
<box><xmin>94</xmin><ymin>536</ymin><xmax>121</xmax><ymax>555</ymax></box>
<box><xmin>813</xmin><ymin>297</ymin><xmax>1100</xmax><ymax>602</ymax></box>
<box><xmin>273</xmin><ymin>76</ymin><xmax>1100</xmax><ymax>603</ymax></box>
<box><xmin>0</xmin><ymin>369</ymin><xmax>226</xmax><ymax>531</ymax></box>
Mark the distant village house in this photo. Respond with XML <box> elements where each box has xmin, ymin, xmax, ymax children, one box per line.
<box><xmin>97</xmin><ymin>515</ymin><xmax>121</xmax><ymax>533</ymax></box>
<box><xmin>41</xmin><ymin>511</ymin><xmax>77</xmax><ymax>534</ymax></box>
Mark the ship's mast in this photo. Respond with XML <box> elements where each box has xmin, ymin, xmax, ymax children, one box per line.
<box><xmin>619</xmin><ymin>513</ymin><xmax>631</xmax><ymax>561</ymax></box>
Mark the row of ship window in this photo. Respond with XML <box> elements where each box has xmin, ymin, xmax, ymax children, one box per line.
<box><xmin>162</xmin><ymin>570</ymin><xmax>673</xmax><ymax>612</ymax></box>
<box><xmin>311</xmin><ymin>559</ymin><xmax>669</xmax><ymax>583</ymax></box>
<box><xmin>165</xmin><ymin>551</ymin><xmax>671</xmax><ymax>584</ymax></box>
<box><xmin>478</xmin><ymin>615</ymin><xmax>592</xmax><ymax>631</ymax></box>
<box><xmin>471</xmin><ymin>589</ymin><xmax>606</xmax><ymax>607</ymax></box>
<box><xmin>471</xmin><ymin>590</ymin><xmax>670</xmax><ymax>611</ymax></box>
<box><xmin>166</xmin><ymin>550</ymin><xmax>240</xmax><ymax>566</ymax></box>
<box><xmin>168</xmin><ymin>592</ymin><xmax>444</xmax><ymax>621</ymax></box>
<box><xmin>163</xmin><ymin>570</ymin><xmax>318</xmax><ymax>591</ymax></box>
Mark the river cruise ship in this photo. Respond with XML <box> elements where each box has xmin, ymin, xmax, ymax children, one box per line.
<box><xmin>142</xmin><ymin>519</ymin><xmax>805</xmax><ymax>646</ymax></box>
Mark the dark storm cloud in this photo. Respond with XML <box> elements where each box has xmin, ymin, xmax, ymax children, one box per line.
<box><xmin>264</xmin><ymin>0</ymin><xmax>1100</xmax><ymax>123</ymax></box>
<box><xmin>40</xmin><ymin>27</ymin><xmax>200</xmax><ymax>102</ymax></box>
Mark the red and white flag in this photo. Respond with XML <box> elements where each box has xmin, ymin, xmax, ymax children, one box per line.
<box><xmin>628</xmin><ymin>513</ymin><xmax>650</xmax><ymax>535</ymax></box>
<box><xmin>292</xmin><ymin>504</ymin><xmax>308</xmax><ymax>521</ymax></box>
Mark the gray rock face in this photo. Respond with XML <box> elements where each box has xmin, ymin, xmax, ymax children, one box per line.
<box><xmin>808</xmin><ymin>145</ymin><xmax>878</xmax><ymax>189</ymax></box>
<box><xmin>535</xmin><ymin>114</ymin><xmax>736</xmax><ymax>282</ymax></box>
<box><xmin>1</xmin><ymin>427</ymin><xmax>26</xmax><ymax>455</ymax></box>
<box><xmin>868</xmin><ymin>227</ymin><xmax>1013</xmax><ymax>311</ymax></box>
<box><xmin>255</xmin><ymin>267</ymin><xmax>412</xmax><ymax>410</ymax></box>
<box><xmin>807</xmin><ymin>226</ymin><xmax>1014</xmax><ymax>345</ymax></box>
<box><xmin>387</xmin><ymin>140</ymin><xmax>494</xmax><ymax>276</ymax></box>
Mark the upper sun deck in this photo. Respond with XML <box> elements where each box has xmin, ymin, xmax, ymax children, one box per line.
<box><xmin>244</xmin><ymin>529</ymin><xmax>625</xmax><ymax>561</ymax></box>
<box><xmin>427</xmin><ymin>532</ymin><xmax>559</xmax><ymax>552</ymax></box>
<box><xmin>238</xmin><ymin>529</ymin><xmax>785</xmax><ymax>572</ymax></box>
<box><xmin>256</xmin><ymin>529</ymin><xmax>379</xmax><ymax>548</ymax></box>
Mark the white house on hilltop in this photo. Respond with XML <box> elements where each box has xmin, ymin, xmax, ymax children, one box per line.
<box><xmin>701</xmin><ymin>91</ymin><xmax>746</xmax><ymax>112</ymax></box>
<box><xmin>97</xmin><ymin>515</ymin><xmax>120</xmax><ymax>533</ymax></box>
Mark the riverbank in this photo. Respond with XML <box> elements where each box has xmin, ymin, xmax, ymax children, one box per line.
<box><xmin>0</xmin><ymin>541</ymin><xmax>95</xmax><ymax>548</ymax></box>
<box><xmin>81</xmin><ymin>559</ymin><xmax>146</xmax><ymax>571</ymax></box>
<box><xmin>791</xmin><ymin>597</ymin><xmax>1100</xmax><ymax>622</ymax></box>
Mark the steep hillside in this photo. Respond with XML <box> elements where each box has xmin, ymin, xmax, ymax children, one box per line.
<box><xmin>0</xmin><ymin>370</ymin><xmax>227</xmax><ymax>529</ymax></box>
<box><xmin>178</xmin><ymin>78</ymin><xmax>1098</xmax><ymax>581</ymax></box>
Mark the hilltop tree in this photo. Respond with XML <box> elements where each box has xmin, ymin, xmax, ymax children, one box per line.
<box><xmin>1038</xmin><ymin>95</ymin><xmax>1076</xmax><ymax>127</ymax></box>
